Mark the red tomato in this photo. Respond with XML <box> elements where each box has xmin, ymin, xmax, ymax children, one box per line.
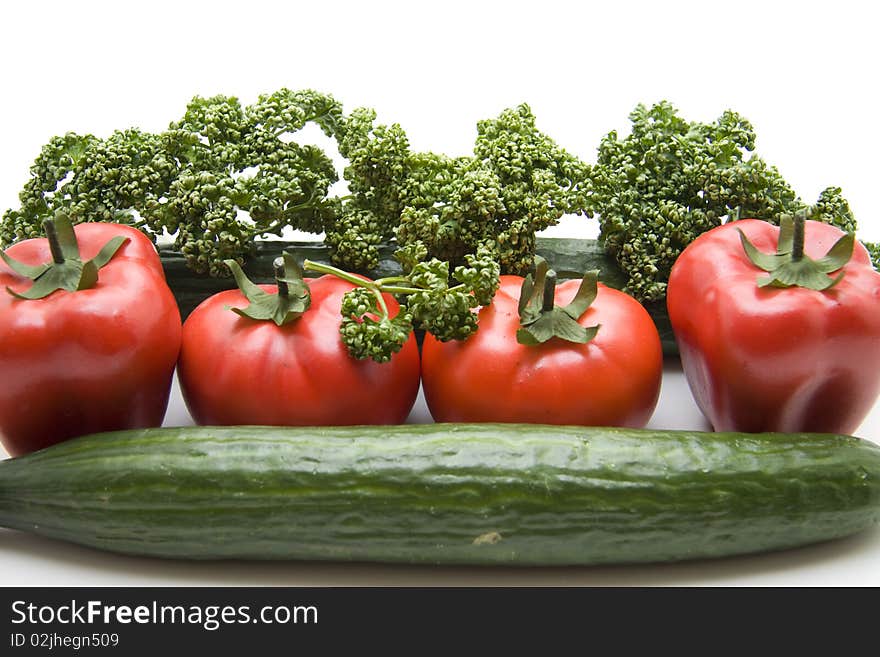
<box><xmin>177</xmin><ymin>274</ymin><xmax>421</xmax><ymax>426</ymax></box>
<box><xmin>421</xmin><ymin>275</ymin><xmax>663</xmax><ymax>427</ymax></box>
<box><xmin>0</xmin><ymin>223</ymin><xmax>182</xmax><ymax>457</ymax></box>
<box><xmin>667</xmin><ymin>218</ymin><xmax>880</xmax><ymax>434</ymax></box>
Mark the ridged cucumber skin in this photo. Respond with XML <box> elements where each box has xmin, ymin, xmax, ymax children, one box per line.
<box><xmin>1</xmin><ymin>424</ymin><xmax>879</xmax><ymax>565</ymax></box>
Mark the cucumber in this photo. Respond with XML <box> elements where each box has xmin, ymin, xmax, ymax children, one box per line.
<box><xmin>1</xmin><ymin>424</ymin><xmax>879</xmax><ymax>564</ymax></box>
<box><xmin>157</xmin><ymin>237</ymin><xmax>678</xmax><ymax>354</ymax></box>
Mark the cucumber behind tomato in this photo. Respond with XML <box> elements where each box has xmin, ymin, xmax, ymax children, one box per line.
<box><xmin>157</xmin><ymin>237</ymin><xmax>679</xmax><ymax>354</ymax></box>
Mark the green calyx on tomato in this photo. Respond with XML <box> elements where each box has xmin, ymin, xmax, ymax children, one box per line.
<box><xmin>1</xmin><ymin>212</ymin><xmax>128</xmax><ymax>300</ymax></box>
<box><xmin>737</xmin><ymin>211</ymin><xmax>855</xmax><ymax>291</ymax></box>
<box><xmin>224</xmin><ymin>252</ymin><xmax>311</xmax><ymax>326</ymax></box>
<box><xmin>516</xmin><ymin>256</ymin><xmax>600</xmax><ymax>346</ymax></box>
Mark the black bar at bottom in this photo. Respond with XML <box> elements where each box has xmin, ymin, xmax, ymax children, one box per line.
<box><xmin>0</xmin><ymin>586</ymin><xmax>871</xmax><ymax>653</ymax></box>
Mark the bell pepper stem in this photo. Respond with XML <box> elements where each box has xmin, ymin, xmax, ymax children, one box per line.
<box><xmin>791</xmin><ymin>213</ymin><xmax>805</xmax><ymax>262</ymax></box>
<box><xmin>738</xmin><ymin>214</ymin><xmax>854</xmax><ymax>290</ymax></box>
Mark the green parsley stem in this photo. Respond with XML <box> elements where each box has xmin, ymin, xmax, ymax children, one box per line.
<box><xmin>302</xmin><ymin>259</ymin><xmax>463</xmax><ymax>297</ymax></box>
<box><xmin>372</xmin><ymin>288</ymin><xmax>389</xmax><ymax>317</ymax></box>
<box><xmin>302</xmin><ymin>259</ymin><xmax>368</xmax><ymax>287</ymax></box>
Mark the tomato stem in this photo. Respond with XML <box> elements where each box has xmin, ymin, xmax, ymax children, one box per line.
<box><xmin>542</xmin><ymin>269</ymin><xmax>557</xmax><ymax>312</ymax></box>
<box><xmin>516</xmin><ymin>259</ymin><xmax>601</xmax><ymax>346</ymax></box>
<box><xmin>273</xmin><ymin>257</ymin><xmax>289</xmax><ymax>299</ymax></box>
<box><xmin>42</xmin><ymin>218</ymin><xmax>66</xmax><ymax>264</ymax></box>
<box><xmin>224</xmin><ymin>254</ymin><xmax>310</xmax><ymax>326</ymax></box>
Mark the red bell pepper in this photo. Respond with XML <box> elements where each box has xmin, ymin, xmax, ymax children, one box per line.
<box><xmin>667</xmin><ymin>214</ymin><xmax>880</xmax><ymax>434</ymax></box>
<box><xmin>0</xmin><ymin>215</ymin><xmax>182</xmax><ymax>456</ymax></box>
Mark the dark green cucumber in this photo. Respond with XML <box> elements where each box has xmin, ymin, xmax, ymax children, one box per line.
<box><xmin>157</xmin><ymin>237</ymin><xmax>678</xmax><ymax>354</ymax></box>
<box><xmin>2</xmin><ymin>424</ymin><xmax>879</xmax><ymax>564</ymax></box>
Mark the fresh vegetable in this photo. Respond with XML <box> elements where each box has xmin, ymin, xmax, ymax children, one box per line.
<box><xmin>586</xmin><ymin>101</ymin><xmax>879</xmax><ymax>304</ymax></box>
<box><xmin>5</xmin><ymin>92</ymin><xmax>877</xmax><ymax>367</ymax></box>
<box><xmin>0</xmin><ymin>214</ymin><xmax>181</xmax><ymax>456</ymax></box>
<box><xmin>176</xmin><ymin>254</ymin><xmax>420</xmax><ymax>425</ymax></box>
<box><xmin>1</xmin><ymin>423</ymin><xmax>879</xmax><ymax>564</ymax></box>
<box><xmin>667</xmin><ymin>213</ymin><xmax>880</xmax><ymax>433</ymax></box>
<box><xmin>155</xmin><ymin>236</ymin><xmax>681</xmax><ymax>354</ymax></box>
<box><xmin>1</xmin><ymin>90</ymin><xmax>344</xmax><ymax>277</ymax></box>
<box><xmin>0</xmin><ymin>91</ymin><xmax>589</xmax><ymax>361</ymax></box>
<box><xmin>394</xmin><ymin>103</ymin><xmax>590</xmax><ymax>274</ymax></box>
<box><xmin>303</xmin><ymin>244</ymin><xmax>500</xmax><ymax>362</ymax></box>
<box><xmin>421</xmin><ymin>258</ymin><xmax>663</xmax><ymax>426</ymax></box>
<box><xmin>0</xmin><ymin>91</ymin><xmax>590</xmax><ymax>278</ymax></box>
<box><xmin>321</xmin><ymin>105</ymin><xmax>410</xmax><ymax>271</ymax></box>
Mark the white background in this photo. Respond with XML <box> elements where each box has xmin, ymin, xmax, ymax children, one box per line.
<box><xmin>1</xmin><ymin>0</ymin><xmax>878</xmax><ymax>586</ymax></box>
